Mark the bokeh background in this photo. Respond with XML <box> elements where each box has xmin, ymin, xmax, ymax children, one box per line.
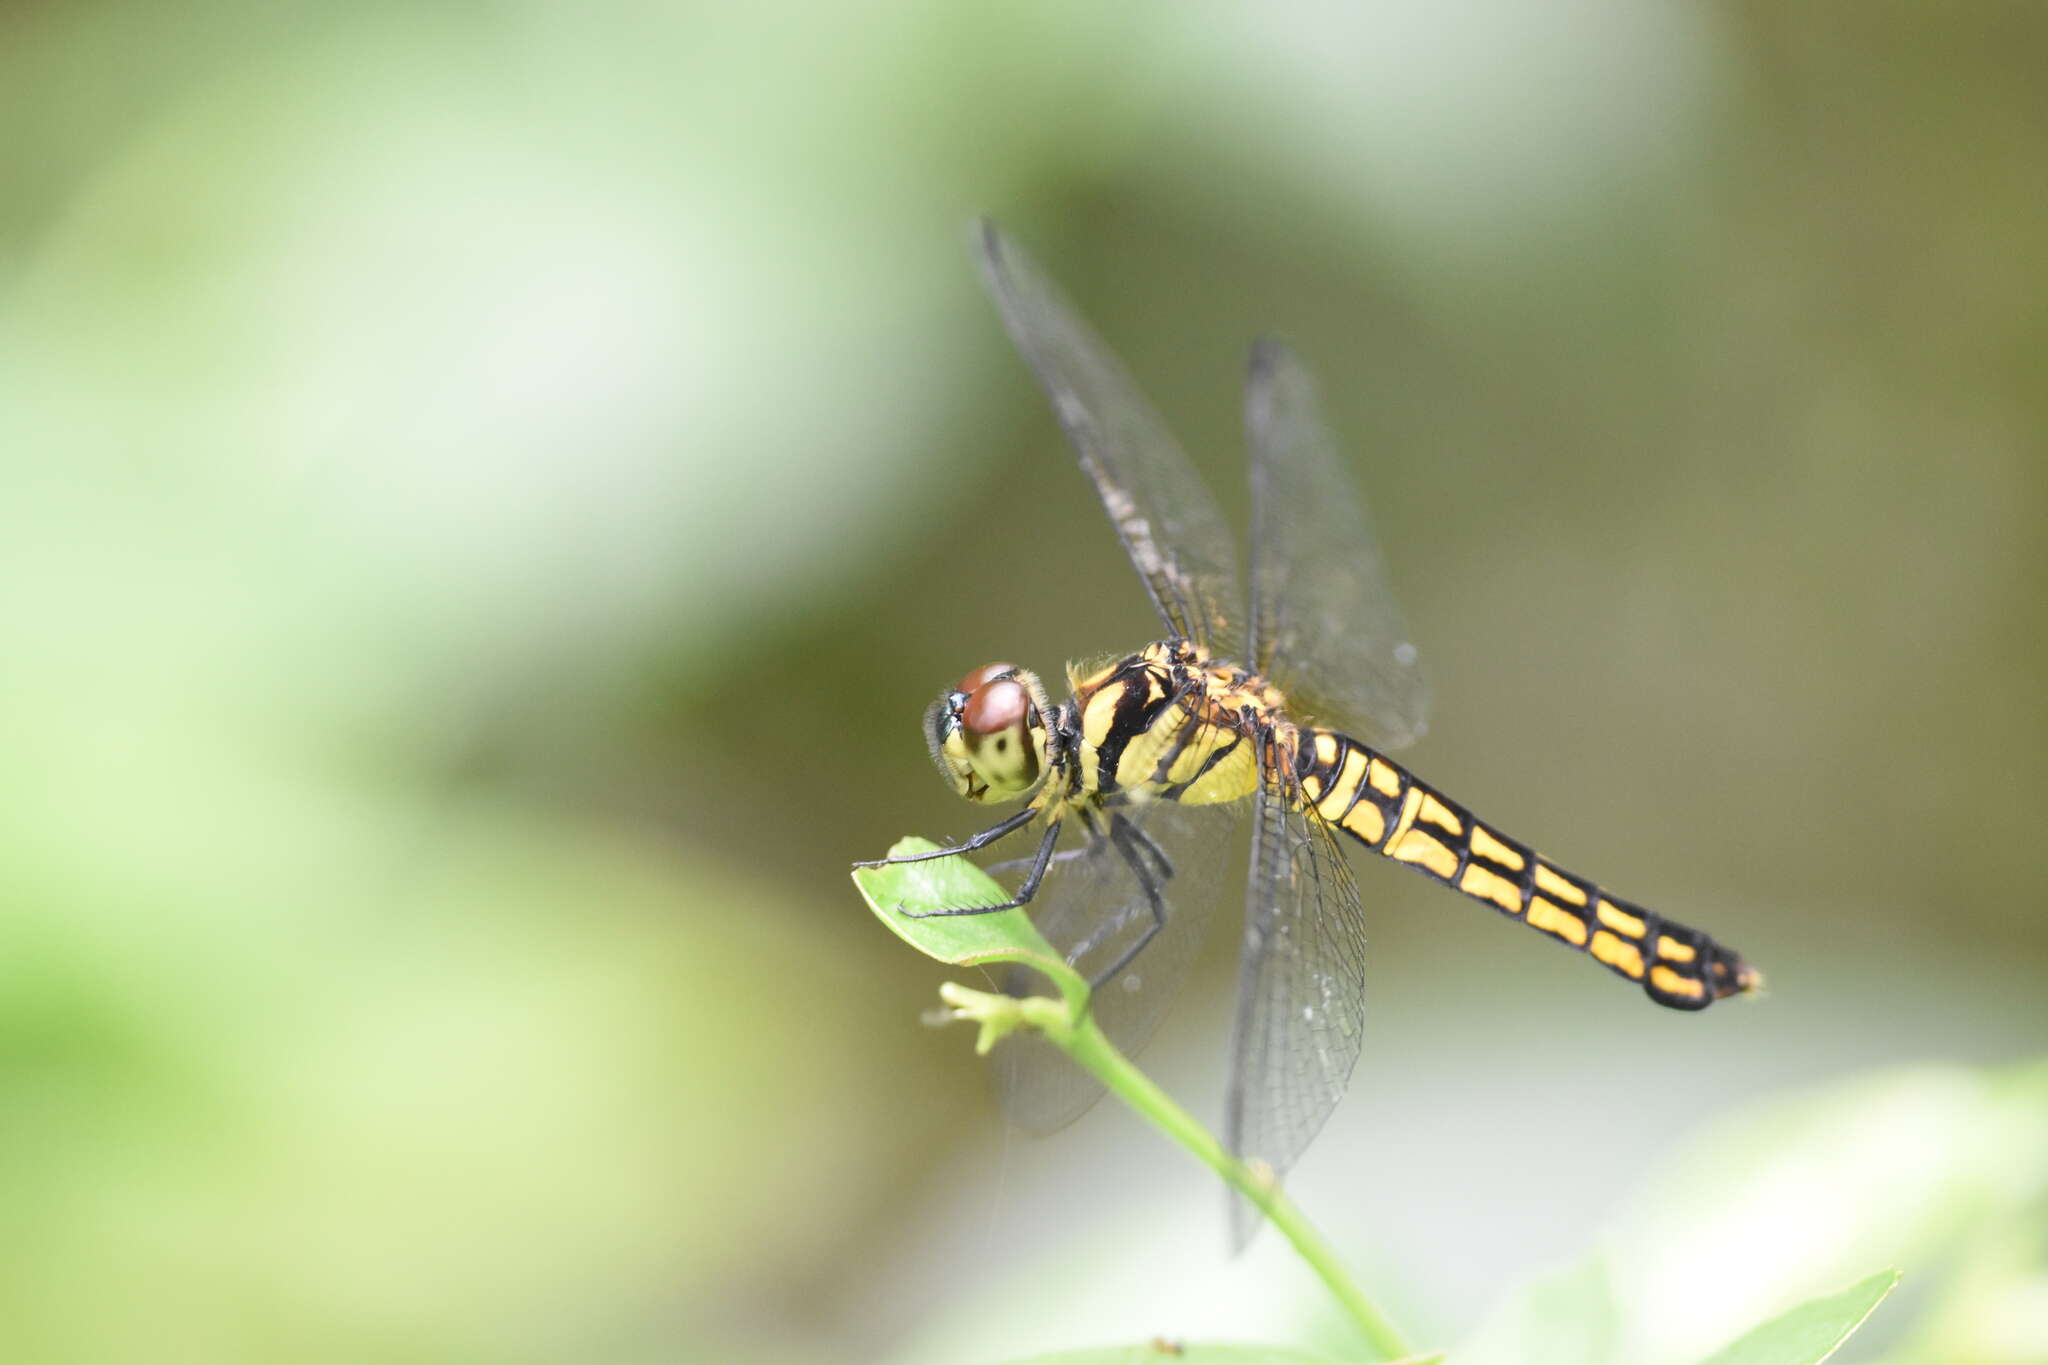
<box><xmin>4</xmin><ymin>3</ymin><xmax>2045</xmax><ymax>1363</ymax></box>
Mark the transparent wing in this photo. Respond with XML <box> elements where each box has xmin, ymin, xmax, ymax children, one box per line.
<box><xmin>1245</xmin><ymin>337</ymin><xmax>1430</xmax><ymax>751</ymax></box>
<box><xmin>991</xmin><ymin>800</ymin><xmax>1238</xmax><ymax>1134</ymax></box>
<box><xmin>975</xmin><ymin>221</ymin><xmax>1245</xmax><ymax>658</ymax></box>
<box><xmin>1223</xmin><ymin>739</ymin><xmax>1369</xmax><ymax>1251</ymax></box>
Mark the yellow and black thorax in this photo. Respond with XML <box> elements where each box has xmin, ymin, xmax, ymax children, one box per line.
<box><xmin>1060</xmin><ymin>640</ymin><xmax>1286</xmax><ymax>810</ymax></box>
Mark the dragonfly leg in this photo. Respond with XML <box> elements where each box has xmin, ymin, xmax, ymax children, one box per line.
<box><xmin>852</xmin><ymin>806</ymin><xmax>1038</xmax><ymax>868</ymax></box>
<box><xmin>1066</xmin><ymin>898</ymin><xmax>1142</xmax><ymax>965</ymax></box>
<box><xmin>987</xmin><ymin>846</ymin><xmax>1089</xmax><ymax>880</ymax></box>
<box><xmin>899</xmin><ymin>820</ymin><xmax>1063</xmax><ymax>918</ymax></box>
<box><xmin>1118</xmin><ymin>816</ymin><xmax>1175</xmax><ymax>881</ymax></box>
<box><xmin>1082</xmin><ymin>814</ymin><xmax>1170</xmax><ymax>991</ymax></box>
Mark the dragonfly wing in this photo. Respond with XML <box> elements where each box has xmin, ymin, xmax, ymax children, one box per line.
<box><xmin>975</xmin><ymin>221</ymin><xmax>1245</xmax><ymax>658</ymax></box>
<box><xmin>992</xmin><ymin>800</ymin><xmax>1237</xmax><ymax>1134</ymax></box>
<box><xmin>1245</xmin><ymin>337</ymin><xmax>1430</xmax><ymax>751</ymax></box>
<box><xmin>1224</xmin><ymin>741</ymin><xmax>1369</xmax><ymax>1251</ymax></box>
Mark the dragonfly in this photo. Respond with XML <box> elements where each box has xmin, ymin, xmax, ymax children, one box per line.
<box><xmin>862</xmin><ymin>221</ymin><xmax>1759</xmax><ymax>1247</ymax></box>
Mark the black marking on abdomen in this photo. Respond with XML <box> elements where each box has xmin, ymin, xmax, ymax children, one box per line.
<box><xmin>1312</xmin><ymin>734</ymin><xmax>1755</xmax><ymax>1012</ymax></box>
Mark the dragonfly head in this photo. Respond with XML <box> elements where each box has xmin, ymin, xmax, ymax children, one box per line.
<box><xmin>925</xmin><ymin>662</ymin><xmax>1052</xmax><ymax>803</ymax></box>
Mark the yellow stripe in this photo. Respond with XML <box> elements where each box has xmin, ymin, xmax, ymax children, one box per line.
<box><xmin>1391</xmin><ymin>828</ymin><xmax>1459</xmax><ymax>879</ymax></box>
<box><xmin>1590</xmin><ymin>930</ymin><xmax>1646</xmax><ymax>979</ymax></box>
<box><xmin>1527</xmin><ymin>898</ymin><xmax>1589</xmax><ymax>947</ymax></box>
<box><xmin>1314</xmin><ymin>732</ymin><xmax>1340</xmax><ymax>767</ymax></box>
<box><xmin>1469</xmin><ymin>825</ymin><xmax>1525</xmax><ymax>872</ymax></box>
<box><xmin>1650</xmin><ymin>965</ymin><xmax>1705</xmax><ymax>999</ymax></box>
<box><xmin>1418</xmin><ymin>793</ymin><xmax>1463</xmax><ymax>837</ymax></box>
<box><xmin>1342</xmin><ymin>798</ymin><xmax>1387</xmax><ymax>845</ymax></box>
<box><xmin>1316</xmin><ymin>749</ymin><xmax>1367</xmax><ymax>823</ymax></box>
<box><xmin>1596</xmin><ymin>899</ymin><xmax>1646</xmax><ymax>939</ymax></box>
<box><xmin>1080</xmin><ymin>683</ymin><xmax>1124</xmax><ymax>748</ymax></box>
<box><xmin>1656</xmin><ymin>935</ymin><xmax>1697</xmax><ymax>963</ymax></box>
<box><xmin>1533</xmin><ymin>863</ymin><xmax>1586</xmax><ymax>906</ymax></box>
<box><xmin>1459</xmin><ymin>863</ymin><xmax>1525</xmax><ymax>915</ymax></box>
<box><xmin>1368</xmin><ymin>758</ymin><xmax>1403</xmax><ymax>799</ymax></box>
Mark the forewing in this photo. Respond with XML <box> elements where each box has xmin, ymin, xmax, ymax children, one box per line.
<box><xmin>1245</xmin><ymin>338</ymin><xmax>1430</xmax><ymax>750</ymax></box>
<box><xmin>1223</xmin><ymin>743</ymin><xmax>1370</xmax><ymax>1251</ymax></box>
<box><xmin>992</xmin><ymin>801</ymin><xmax>1237</xmax><ymax>1134</ymax></box>
<box><xmin>975</xmin><ymin>221</ymin><xmax>1245</xmax><ymax>657</ymax></box>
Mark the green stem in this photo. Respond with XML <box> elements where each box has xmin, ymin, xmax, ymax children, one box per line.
<box><xmin>942</xmin><ymin>984</ymin><xmax>1418</xmax><ymax>1362</ymax></box>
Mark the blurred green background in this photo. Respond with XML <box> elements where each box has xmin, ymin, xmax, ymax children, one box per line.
<box><xmin>4</xmin><ymin>3</ymin><xmax>2045</xmax><ymax>1363</ymax></box>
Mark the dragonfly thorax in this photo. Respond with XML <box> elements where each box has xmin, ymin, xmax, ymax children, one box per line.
<box><xmin>1066</xmin><ymin>641</ymin><xmax>1280</xmax><ymax>810</ymax></box>
<box><xmin>924</xmin><ymin>662</ymin><xmax>1056</xmax><ymax>803</ymax></box>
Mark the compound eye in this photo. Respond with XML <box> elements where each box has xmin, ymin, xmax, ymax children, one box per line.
<box><xmin>962</xmin><ymin>678</ymin><xmax>1028</xmax><ymax>736</ymax></box>
<box><xmin>955</xmin><ymin>661</ymin><xmax>1016</xmax><ymax>696</ymax></box>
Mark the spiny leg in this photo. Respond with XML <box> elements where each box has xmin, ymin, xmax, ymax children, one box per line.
<box><xmin>1118</xmin><ymin>816</ymin><xmax>1175</xmax><ymax>883</ymax></box>
<box><xmin>1065</xmin><ymin>899</ymin><xmax>1141</xmax><ymax>967</ymax></box>
<box><xmin>990</xmin><ymin>803</ymin><xmax>1104</xmax><ymax>879</ymax></box>
<box><xmin>852</xmin><ymin>805</ymin><xmax>1038</xmax><ymax>869</ymax></box>
<box><xmin>1062</xmin><ymin>815</ymin><xmax>1173</xmax><ymax>977</ymax></box>
<box><xmin>988</xmin><ymin>846</ymin><xmax>1091</xmax><ymax>880</ymax></box>
<box><xmin>1079</xmin><ymin>813</ymin><xmax>1171</xmax><ymax>992</ymax></box>
<box><xmin>1061</xmin><ymin>809</ymin><xmax>1140</xmax><ymax>962</ymax></box>
<box><xmin>899</xmin><ymin>819</ymin><xmax>1064</xmax><ymax>919</ymax></box>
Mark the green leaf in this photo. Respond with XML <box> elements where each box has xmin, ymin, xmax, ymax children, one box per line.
<box><xmin>1693</xmin><ymin>1269</ymin><xmax>1901</xmax><ymax>1365</ymax></box>
<box><xmin>851</xmin><ymin>836</ymin><xmax>1087</xmax><ymax>1012</ymax></box>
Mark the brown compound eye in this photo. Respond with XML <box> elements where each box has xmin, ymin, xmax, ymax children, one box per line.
<box><xmin>955</xmin><ymin>661</ymin><xmax>1016</xmax><ymax>696</ymax></box>
<box><xmin>962</xmin><ymin>678</ymin><xmax>1028</xmax><ymax>736</ymax></box>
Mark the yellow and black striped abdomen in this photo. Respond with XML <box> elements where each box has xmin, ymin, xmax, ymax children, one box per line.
<box><xmin>1297</xmin><ymin>729</ymin><xmax>1757</xmax><ymax>1010</ymax></box>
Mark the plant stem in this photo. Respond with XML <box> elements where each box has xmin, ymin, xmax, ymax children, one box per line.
<box><xmin>956</xmin><ymin>985</ymin><xmax>1416</xmax><ymax>1362</ymax></box>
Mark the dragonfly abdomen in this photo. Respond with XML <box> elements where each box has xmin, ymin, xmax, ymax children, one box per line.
<box><xmin>1298</xmin><ymin>728</ymin><xmax>1757</xmax><ymax>1011</ymax></box>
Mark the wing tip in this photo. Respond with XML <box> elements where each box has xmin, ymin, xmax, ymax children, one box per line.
<box><xmin>1248</xmin><ymin>333</ymin><xmax>1315</xmax><ymax>391</ymax></box>
<box><xmin>1248</xmin><ymin>333</ymin><xmax>1297</xmax><ymax>377</ymax></box>
<box><xmin>970</xmin><ymin>213</ymin><xmax>1003</xmax><ymax>254</ymax></box>
<box><xmin>969</xmin><ymin>215</ymin><xmax>1015</xmax><ymax>287</ymax></box>
<box><xmin>1225</xmin><ymin>1188</ymin><xmax>1261</xmax><ymax>1256</ymax></box>
<box><xmin>1245</xmin><ymin>335</ymin><xmax>1313</xmax><ymax>433</ymax></box>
